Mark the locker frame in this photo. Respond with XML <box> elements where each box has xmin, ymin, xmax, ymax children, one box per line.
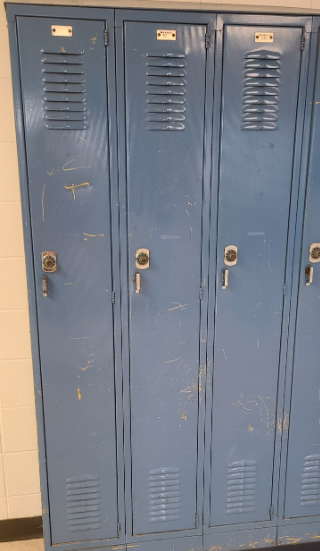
<box><xmin>5</xmin><ymin>4</ymin><xmax>126</xmax><ymax>551</ymax></box>
<box><xmin>203</xmin><ymin>11</ymin><xmax>313</xmax><ymax>546</ymax></box>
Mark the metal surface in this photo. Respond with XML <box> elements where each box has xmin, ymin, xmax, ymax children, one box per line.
<box><xmin>207</xmin><ymin>21</ymin><xmax>304</xmax><ymax>528</ymax></box>
<box><xmin>120</xmin><ymin>18</ymin><xmax>207</xmax><ymax>537</ymax></box>
<box><xmin>284</xmin><ymin>24</ymin><xmax>320</xmax><ymax>521</ymax></box>
<box><xmin>15</xmin><ymin>14</ymin><xmax>121</xmax><ymax>547</ymax></box>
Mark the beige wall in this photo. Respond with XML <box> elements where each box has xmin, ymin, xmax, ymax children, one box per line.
<box><xmin>0</xmin><ymin>0</ymin><xmax>319</xmax><ymax>522</ymax></box>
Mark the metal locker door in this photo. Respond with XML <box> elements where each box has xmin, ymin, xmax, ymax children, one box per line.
<box><xmin>209</xmin><ymin>23</ymin><xmax>303</xmax><ymax>526</ymax></box>
<box><xmin>16</xmin><ymin>16</ymin><xmax>119</xmax><ymax>545</ymax></box>
<box><xmin>284</xmin><ymin>30</ymin><xmax>320</xmax><ymax>520</ymax></box>
<box><xmin>119</xmin><ymin>19</ymin><xmax>207</xmax><ymax>536</ymax></box>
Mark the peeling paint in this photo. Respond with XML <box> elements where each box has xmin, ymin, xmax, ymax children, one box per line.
<box><xmin>77</xmin><ymin>388</ymin><xmax>82</xmax><ymax>400</ymax></box>
<box><xmin>182</xmin><ymin>412</ymin><xmax>187</xmax><ymax>421</ymax></box>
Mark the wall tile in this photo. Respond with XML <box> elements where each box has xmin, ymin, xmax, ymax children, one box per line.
<box><xmin>0</xmin><ymin>79</ymin><xmax>16</xmax><ymax>143</ymax></box>
<box><xmin>0</xmin><ymin>203</ymin><xmax>24</xmax><ymax>258</ymax></box>
<box><xmin>0</xmin><ymin>498</ymin><xmax>8</xmax><ymax>520</ymax></box>
<box><xmin>0</xmin><ymin>310</ymin><xmax>32</xmax><ymax>360</ymax></box>
<box><xmin>0</xmin><ymin>259</ymin><xmax>29</xmax><ymax>311</ymax></box>
<box><xmin>0</xmin><ymin>359</ymin><xmax>35</xmax><ymax>408</ymax></box>
<box><xmin>8</xmin><ymin>493</ymin><xmax>42</xmax><ymax>519</ymax></box>
<box><xmin>0</xmin><ymin>144</ymin><xmax>20</xmax><ymax>203</ymax></box>
<box><xmin>0</xmin><ymin>455</ymin><xmax>6</xmax><ymax>497</ymax></box>
<box><xmin>2</xmin><ymin>407</ymin><xmax>38</xmax><ymax>453</ymax></box>
<box><xmin>4</xmin><ymin>451</ymin><xmax>40</xmax><ymax>496</ymax></box>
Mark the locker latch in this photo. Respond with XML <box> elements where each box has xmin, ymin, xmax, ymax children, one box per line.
<box><xmin>133</xmin><ymin>271</ymin><xmax>141</xmax><ymax>294</ymax></box>
<box><xmin>305</xmin><ymin>265</ymin><xmax>314</xmax><ymax>286</ymax></box>
<box><xmin>221</xmin><ymin>267</ymin><xmax>229</xmax><ymax>289</ymax></box>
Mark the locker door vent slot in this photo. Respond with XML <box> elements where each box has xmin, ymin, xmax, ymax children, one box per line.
<box><xmin>301</xmin><ymin>455</ymin><xmax>320</xmax><ymax>507</ymax></box>
<box><xmin>66</xmin><ymin>475</ymin><xmax>101</xmax><ymax>531</ymax></box>
<box><xmin>242</xmin><ymin>50</ymin><xmax>281</xmax><ymax>131</ymax></box>
<box><xmin>42</xmin><ymin>49</ymin><xmax>87</xmax><ymax>130</ymax></box>
<box><xmin>146</xmin><ymin>53</ymin><xmax>186</xmax><ymax>131</ymax></box>
<box><xmin>227</xmin><ymin>461</ymin><xmax>257</xmax><ymax>514</ymax></box>
<box><xmin>149</xmin><ymin>468</ymin><xmax>181</xmax><ymax>522</ymax></box>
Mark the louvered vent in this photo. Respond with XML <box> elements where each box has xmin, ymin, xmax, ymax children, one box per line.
<box><xmin>301</xmin><ymin>455</ymin><xmax>320</xmax><ymax>507</ymax></box>
<box><xmin>227</xmin><ymin>461</ymin><xmax>257</xmax><ymax>514</ymax></box>
<box><xmin>149</xmin><ymin>468</ymin><xmax>181</xmax><ymax>522</ymax></box>
<box><xmin>242</xmin><ymin>50</ymin><xmax>281</xmax><ymax>131</ymax></box>
<box><xmin>146</xmin><ymin>54</ymin><xmax>186</xmax><ymax>131</ymax></box>
<box><xmin>67</xmin><ymin>475</ymin><xmax>101</xmax><ymax>532</ymax></box>
<box><xmin>42</xmin><ymin>50</ymin><xmax>87</xmax><ymax>130</ymax></box>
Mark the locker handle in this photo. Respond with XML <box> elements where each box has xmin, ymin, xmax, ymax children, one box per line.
<box><xmin>42</xmin><ymin>275</ymin><xmax>48</xmax><ymax>297</ymax></box>
<box><xmin>305</xmin><ymin>265</ymin><xmax>314</xmax><ymax>286</ymax></box>
<box><xmin>133</xmin><ymin>271</ymin><xmax>141</xmax><ymax>294</ymax></box>
<box><xmin>221</xmin><ymin>267</ymin><xmax>229</xmax><ymax>289</ymax></box>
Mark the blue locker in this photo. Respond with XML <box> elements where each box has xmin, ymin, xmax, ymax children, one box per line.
<box><xmin>11</xmin><ymin>12</ymin><xmax>122</xmax><ymax>548</ymax></box>
<box><xmin>5</xmin><ymin>3</ymin><xmax>318</xmax><ymax>551</ymax></box>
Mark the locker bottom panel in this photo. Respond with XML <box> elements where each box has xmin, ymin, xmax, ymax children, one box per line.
<box><xmin>204</xmin><ymin>528</ymin><xmax>276</xmax><ymax>551</ymax></box>
<box><xmin>130</xmin><ymin>535</ymin><xmax>202</xmax><ymax>551</ymax></box>
<box><xmin>277</xmin><ymin>522</ymin><xmax>320</xmax><ymax>546</ymax></box>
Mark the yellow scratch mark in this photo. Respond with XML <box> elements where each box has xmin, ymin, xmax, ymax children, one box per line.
<box><xmin>65</xmin><ymin>282</ymin><xmax>73</xmax><ymax>286</ymax></box>
<box><xmin>316</xmin><ymin>102</ymin><xmax>320</xmax><ymax>104</ymax></box>
<box><xmin>77</xmin><ymin>388</ymin><xmax>82</xmax><ymax>400</ymax></box>
<box><xmin>42</xmin><ymin>184</ymin><xmax>46</xmax><ymax>221</ymax></box>
<box><xmin>285</xmin><ymin>537</ymin><xmax>301</xmax><ymax>544</ymax></box>
<box><xmin>248</xmin><ymin>425</ymin><xmax>254</xmax><ymax>432</ymax></box>
<box><xmin>84</xmin><ymin>238</ymin><xmax>88</xmax><ymax>241</ymax></box>
<box><xmin>91</xmin><ymin>36</ymin><xmax>97</xmax><ymax>43</ymax></box>
<box><xmin>187</xmin><ymin>201</ymin><xmax>192</xmax><ymax>205</ymax></box>
<box><xmin>168</xmin><ymin>302</ymin><xmax>188</xmax><ymax>311</ymax></box>
<box><xmin>64</xmin><ymin>182</ymin><xmax>90</xmax><ymax>199</ymax></box>
<box><xmin>264</xmin><ymin>539</ymin><xmax>274</xmax><ymax>544</ymax></box>
<box><xmin>61</xmin><ymin>46</ymin><xmax>65</xmax><ymax>52</ymax></box>
<box><xmin>81</xmin><ymin>366</ymin><xmax>89</xmax><ymax>372</ymax></box>
<box><xmin>47</xmin><ymin>170</ymin><xmax>54</xmax><ymax>176</ymax></box>
<box><xmin>312</xmin><ymin>535</ymin><xmax>320</xmax><ymax>539</ymax></box>
<box><xmin>166</xmin><ymin>357</ymin><xmax>182</xmax><ymax>363</ymax></box>
<box><xmin>83</xmin><ymin>232</ymin><xmax>105</xmax><ymax>238</ymax></box>
<box><xmin>182</xmin><ymin>412</ymin><xmax>187</xmax><ymax>421</ymax></box>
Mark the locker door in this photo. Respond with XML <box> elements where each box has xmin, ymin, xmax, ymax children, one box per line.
<box><xmin>17</xmin><ymin>16</ymin><xmax>119</xmax><ymax>545</ymax></box>
<box><xmin>284</xmin><ymin>35</ymin><xmax>320</xmax><ymax>520</ymax></box>
<box><xmin>209</xmin><ymin>25</ymin><xmax>303</xmax><ymax>526</ymax></box>
<box><xmin>122</xmin><ymin>21</ymin><xmax>207</xmax><ymax>535</ymax></box>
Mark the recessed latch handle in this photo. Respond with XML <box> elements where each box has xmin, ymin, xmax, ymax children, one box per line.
<box><xmin>305</xmin><ymin>265</ymin><xmax>314</xmax><ymax>286</ymax></box>
<box><xmin>221</xmin><ymin>267</ymin><xmax>229</xmax><ymax>289</ymax></box>
<box><xmin>42</xmin><ymin>275</ymin><xmax>48</xmax><ymax>297</ymax></box>
<box><xmin>133</xmin><ymin>271</ymin><xmax>141</xmax><ymax>294</ymax></box>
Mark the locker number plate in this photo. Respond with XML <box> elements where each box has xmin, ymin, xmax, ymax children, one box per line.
<box><xmin>157</xmin><ymin>30</ymin><xmax>176</xmax><ymax>40</ymax></box>
<box><xmin>255</xmin><ymin>32</ymin><xmax>273</xmax><ymax>43</ymax></box>
<box><xmin>51</xmin><ymin>25</ymin><xmax>72</xmax><ymax>37</ymax></box>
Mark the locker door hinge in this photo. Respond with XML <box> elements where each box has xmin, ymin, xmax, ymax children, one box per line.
<box><xmin>104</xmin><ymin>29</ymin><xmax>109</xmax><ymax>46</ymax></box>
<box><xmin>195</xmin><ymin>513</ymin><xmax>199</xmax><ymax>529</ymax></box>
<box><xmin>269</xmin><ymin>505</ymin><xmax>274</xmax><ymax>521</ymax></box>
<box><xmin>111</xmin><ymin>291</ymin><xmax>115</xmax><ymax>303</ymax></box>
<box><xmin>301</xmin><ymin>35</ymin><xmax>305</xmax><ymax>50</ymax></box>
<box><xmin>283</xmin><ymin>283</ymin><xmax>287</xmax><ymax>296</ymax></box>
<box><xmin>205</xmin><ymin>33</ymin><xmax>210</xmax><ymax>49</ymax></box>
<box><xmin>117</xmin><ymin>522</ymin><xmax>121</xmax><ymax>535</ymax></box>
<box><xmin>199</xmin><ymin>288</ymin><xmax>203</xmax><ymax>300</ymax></box>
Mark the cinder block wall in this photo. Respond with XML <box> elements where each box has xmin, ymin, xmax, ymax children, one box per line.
<box><xmin>0</xmin><ymin>0</ymin><xmax>318</xmax><ymax>521</ymax></box>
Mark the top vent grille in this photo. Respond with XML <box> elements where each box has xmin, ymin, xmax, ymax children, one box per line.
<box><xmin>42</xmin><ymin>49</ymin><xmax>87</xmax><ymax>130</ymax></box>
<box><xmin>146</xmin><ymin>53</ymin><xmax>186</xmax><ymax>131</ymax></box>
<box><xmin>242</xmin><ymin>50</ymin><xmax>281</xmax><ymax>131</ymax></box>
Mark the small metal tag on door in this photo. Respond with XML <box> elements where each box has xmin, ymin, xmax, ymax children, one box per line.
<box><xmin>157</xmin><ymin>30</ymin><xmax>176</xmax><ymax>40</ymax></box>
<box><xmin>255</xmin><ymin>32</ymin><xmax>273</xmax><ymax>43</ymax></box>
<box><xmin>51</xmin><ymin>25</ymin><xmax>72</xmax><ymax>37</ymax></box>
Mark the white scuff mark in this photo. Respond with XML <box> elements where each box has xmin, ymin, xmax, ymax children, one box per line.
<box><xmin>222</xmin><ymin>349</ymin><xmax>228</xmax><ymax>360</ymax></box>
<box><xmin>168</xmin><ymin>302</ymin><xmax>189</xmax><ymax>311</ymax></box>
<box><xmin>42</xmin><ymin>184</ymin><xmax>46</xmax><ymax>221</ymax></box>
<box><xmin>166</xmin><ymin>357</ymin><xmax>182</xmax><ymax>363</ymax></box>
<box><xmin>248</xmin><ymin>231</ymin><xmax>265</xmax><ymax>236</ymax></box>
<box><xmin>161</xmin><ymin>235</ymin><xmax>181</xmax><ymax>239</ymax></box>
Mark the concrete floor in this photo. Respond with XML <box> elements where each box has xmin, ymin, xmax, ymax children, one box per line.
<box><xmin>0</xmin><ymin>540</ymin><xmax>44</xmax><ymax>550</ymax></box>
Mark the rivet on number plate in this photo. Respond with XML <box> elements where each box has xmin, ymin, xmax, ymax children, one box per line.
<box><xmin>51</xmin><ymin>25</ymin><xmax>72</xmax><ymax>37</ymax></box>
<box><xmin>157</xmin><ymin>29</ymin><xmax>176</xmax><ymax>41</ymax></box>
<box><xmin>255</xmin><ymin>32</ymin><xmax>273</xmax><ymax>43</ymax></box>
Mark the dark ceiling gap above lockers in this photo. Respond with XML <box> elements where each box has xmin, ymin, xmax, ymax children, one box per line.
<box><xmin>5</xmin><ymin>3</ymin><xmax>320</xmax><ymax>551</ymax></box>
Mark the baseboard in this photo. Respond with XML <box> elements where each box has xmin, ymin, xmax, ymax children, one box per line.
<box><xmin>0</xmin><ymin>516</ymin><xmax>43</xmax><ymax>543</ymax></box>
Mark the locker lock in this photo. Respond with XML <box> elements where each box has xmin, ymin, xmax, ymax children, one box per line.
<box><xmin>41</xmin><ymin>251</ymin><xmax>57</xmax><ymax>273</ymax></box>
<box><xmin>309</xmin><ymin>245</ymin><xmax>320</xmax><ymax>262</ymax></box>
<box><xmin>135</xmin><ymin>249</ymin><xmax>150</xmax><ymax>269</ymax></box>
<box><xmin>224</xmin><ymin>245</ymin><xmax>238</xmax><ymax>267</ymax></box>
